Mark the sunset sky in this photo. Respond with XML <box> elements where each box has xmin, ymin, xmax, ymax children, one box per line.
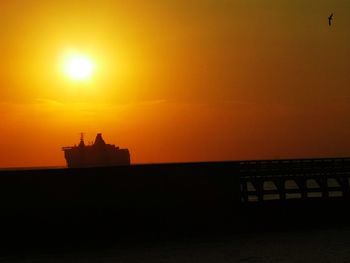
<box><xmin>1</xmin><ymin>0</ymin><xmax>350</xmax><ymax>167</ymax></box>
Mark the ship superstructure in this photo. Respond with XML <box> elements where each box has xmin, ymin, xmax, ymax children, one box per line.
<box><xmin>62</xmin><ymin>133</ymin><xmax>130</xmax><ymax>168</ymax></box>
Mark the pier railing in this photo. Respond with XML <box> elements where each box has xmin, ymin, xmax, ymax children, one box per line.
<box><xmin>238</xmin><ymin>158</ymin><xmax>350</xmax><ymax>202</ymax></box>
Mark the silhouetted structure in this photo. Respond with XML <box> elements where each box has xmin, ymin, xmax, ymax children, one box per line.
<box><xmin>62</xmin><ymin>133</ymin><xmax>130</xmax><ymax>168</ymax></box>
<box><xmin>239</xmin><ymin>158</ymin><xmax>350</xmax><ymax>202</ymax></box>
<box><xmin>1</xmin><ymin>158</ymin><xmax>350</xmax><ymax>238</ymax></box>
<box><xmin>328</xmin><ymin>13</ymin><xmax>333</xmax><ymax>26</ymax></box>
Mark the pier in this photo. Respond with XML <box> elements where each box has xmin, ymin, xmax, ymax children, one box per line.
<box><xmin>1</xmin><ymin>157</ymin><xmax>350</xmax><ymax>227</ymax></box>
<box><xmin>239</xmin><ymin>158</ymin><xmax>350</xmax><ymax>203</ymax></box>
<box><xmin>0</xmin><ymin>157</ymin><xmax>349</xmax><ymax>236</ymax></box>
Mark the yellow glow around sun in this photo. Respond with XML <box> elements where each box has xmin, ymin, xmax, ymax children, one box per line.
<box><xmin>63</xmin><ymin>53</ymin><xmax>95</xmax><ymax>81</ymax></box>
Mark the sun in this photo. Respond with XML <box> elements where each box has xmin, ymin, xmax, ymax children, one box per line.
<box><xmin>63</xmin><ymin>53</ymin><xmax>95</xmax><ymax>81</ymax></box>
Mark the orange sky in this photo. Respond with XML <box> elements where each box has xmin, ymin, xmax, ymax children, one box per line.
<box><xmin>1</xmin><ymin>0</ymin><xmax>350</xmax><ymax>167</ymax></box>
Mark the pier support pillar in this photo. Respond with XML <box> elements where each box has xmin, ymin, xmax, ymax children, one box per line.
<box><xmin>274</xmin><ymin>179</ymin><xmax>286</xmax><ymax>201</ymax></box>
<box><xmin>252</xmin><ymin>179</ymin><xmax>264</xmax><ymax>202</ymax></box>
<box><xmin>241</xmin><ymin>179</ymin><xmax>248</xmax><ymax>203</ymax></box>
<box><xmin>295</xmin><ymin>178</ymin><xmax>307</xmax><ymax>199</ymax></box>
<box><xmin>337</xmin><ymin>176</ymin><xmax>349</xmax><ymax>199</ymax></box>
<box><xmin>316</xmin><ymin>176</ymin><xmax>328</xmax><ymax>199</ymax></box>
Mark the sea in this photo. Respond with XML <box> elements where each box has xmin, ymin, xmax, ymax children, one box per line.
<box><xmin>0</xmin><ymin>223</ymin><xmax>349</xmax><ymax>262</ymax></box>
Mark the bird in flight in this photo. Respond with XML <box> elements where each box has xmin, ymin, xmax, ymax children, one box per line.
<box><xmin>328</xmin><ymin>13</ymin><xmax>333</xmax><ymax>26</ymax></box>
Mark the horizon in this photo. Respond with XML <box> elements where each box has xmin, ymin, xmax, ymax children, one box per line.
<box><xmin>1</xmin><ymin>0</ymin><xmax>350</xmax><ymax>168</ymax></box>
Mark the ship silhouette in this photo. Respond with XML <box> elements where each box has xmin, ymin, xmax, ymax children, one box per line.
<box><xmin>62</xmin><ymin>133</ymin><xmax>130</xmax><ymax>168</ymax></box>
